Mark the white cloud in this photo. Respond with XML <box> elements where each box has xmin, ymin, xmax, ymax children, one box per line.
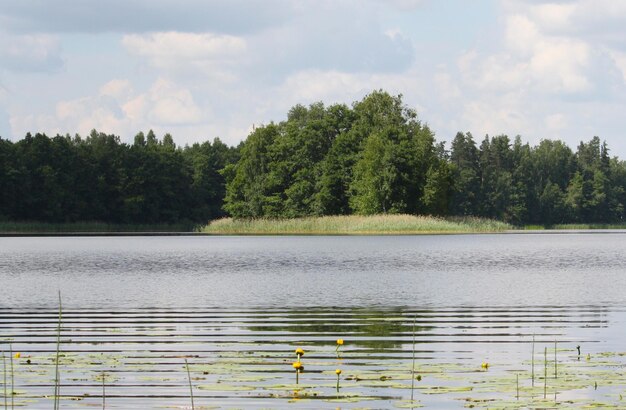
<box><xmin>280</xmin><ymin>71</ymin><xmax>371</xmax><ymax>102</ymax></box>
<box><xmin>434</xmin><ymin>70</ymin><xmax>461</xmax><ymax>104</ymax></box>
<box><xmin>442</xmin><ymin>0</ymin><xmax>626</xmax><ymax>153</ymax></box>
<box><xmin>461</xmin><ymin>96</ymin><xmax>527</xmax><ymax>139</ymax></box>
<box><xmin>123</xmin><ymin>32</ymin><xmax>246</xmax><ymax>66</ymax></box>
<box><xmin>6</xmin><ymin>0</ymin><xmax>626</xmax><ymax>157</ymax></box>
<box><xmin>462</xmin><ymin>13</ymin><xmax>591</xmax><ymax>95</ymax></box>
<box><xmin>275</xmin><ymin>68</ymin><xmax>428</xmax><ymax>113</ymax></box>
<box><xmin>528</xmin><ymin>3</ymin><xmax>576</xmax><ymax>32</ymax></box>
<box><xmin>505</xmin><ymin>0</ymin><xmax>626</xmax><ymax>45</ymax></box>
<box><xmin>131</xmin><ymin>78</ymin><xmax>204</xmax><ymax>125</ymax></box>
<box><xmin>607</xmin><ymin>49</ymin><xmax>626</xmax><ymax>84</ymax></box>
<box><xmin>99</xmin><ymin>79</ymin><xmax>134</xmax><ymax>100</ymax></box>
<box><xmin>11</xmin><ymin>77</ymin><xmax>204</xmax><ymax>140</ymax></box>
<box><xmin>505</xmin><ymin>14</ymin><xmax>540</xmax><ymax>55</ymax></box>
<box><xmin>0</xmin><ymin>31</ymin><xmax>63</xmax><ymax>72</ymax></box>
<box><xmin>545</xmin><ymin>113</ymin><xmax>567</xmax><ymax>132</ymax></box>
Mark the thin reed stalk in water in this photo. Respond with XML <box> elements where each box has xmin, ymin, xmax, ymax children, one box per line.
<box><xmin>516</xmin><ymin>373</ymin><xmax>519</xmax><ymax>400</ymax></box>
<box><xmin>543</xmin><ymin>347</ymin><xmax>548</xmax><ymax>400</ymax></box>
<box><xmin>3</xmin><ymin>351</ymin><xmax>7</xmax><ymax>410</ymax></box>
<box><xmin>53</xmin><ymin>291</ymin><xmax>62</xmax><ymax>410</ymax></box>
<box><xmin>184</xmin><ymin>359</ymin><xmax>194</xmax><ymax>410</ymax></box>
<box><xmin>102</xmin><ymin>371</ymin><xmax>105</xmax><ymax>410</ymax></box>
<box><xmin>8</xmin><ymin>344</ymin><xmax>13</xmax><ymax>410</ymax></box>
<box><xmin>410</xmin><ymin>315</ymin><xmax>416</xmax><ymax>402</ymax></box>
<box><xmin>531</xmin><ymin>334</ymin><xmax>535</xmax><ymax>387</ymax></box>
<box><xmin>554</xmin><ymin>340</ymin><xmax>557</xmax><ymax>379</ymax></box>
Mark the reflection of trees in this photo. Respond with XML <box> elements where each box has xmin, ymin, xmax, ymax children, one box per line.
<box><xmin>247</xmin><ymin>308</ymin><xmax>433</xmax><ymax>351</ymax></box>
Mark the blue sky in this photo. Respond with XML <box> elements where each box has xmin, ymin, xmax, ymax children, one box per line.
<box><xmin>2</xmin><ymin>0</ymin><xmax>626</xmax><ymax>156</ymax></box>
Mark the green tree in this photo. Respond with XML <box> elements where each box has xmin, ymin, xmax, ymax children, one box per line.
<box><xmin>449</xmin><ymin>132</ymin><xmax>480</xmax><ymax>215</ymax></box>
<box><xmin>223</xmin><ymin>124</ymin><xmax>280</xmax><ymax>217</ymax></box>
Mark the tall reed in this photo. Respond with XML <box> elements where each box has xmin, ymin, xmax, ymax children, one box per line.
<box><xmin>184</xmin><ymin>359</ymin><xmax>194</xmax><ymax>410</ymax></box>
<box><xmin>101</xmin><ymin>371</ymin><xmax>105</xmax><ymax>410</ymax></box>
<box><xmin>53</xmin><ymin>291</ymin><xmax>62</xmax><ymax>410</ymax></box>
<box><xmin>554</xmin><ymin>340</ymin><xmax>557</xmax><ymax>379</ymax></box>
<box><xmin>531</xmin><ymin>334</ymin><xmax>535</xmax><ymax>387</ymax></box>
<box><xmin>201</xmin><ymin>214</ymin><xmax>512</xmax><ymax>235</ymax></box>
<box><xmin>410</xmin><ymin>316</ymin><xmax>416</xmax><ymax>402</ymax></box>
<box><xmin>543</xmin><ymin>347</ymin><xmax>548</xmax><ymax>400</ymax></box>
<box><xmin>3</xmin><ymin>350</ymin><xmax>7</xmax><ymax>409</ymax></box>
<box><xmin>8</xmin><ymin>344</ymin><xmax>12</xmax><ymax>410</ymax></box>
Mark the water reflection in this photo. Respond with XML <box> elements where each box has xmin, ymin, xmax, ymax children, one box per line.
<box><xmin>247</xmin><ymin>307</ymin><xmax>434</xmax><ymax>350</ymax></box>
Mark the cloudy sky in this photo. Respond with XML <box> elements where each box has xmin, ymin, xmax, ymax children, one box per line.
<box><xmin>2</xmin><ymin>0</ymin><xmax>626</xmax><ymax>155</ymax></box>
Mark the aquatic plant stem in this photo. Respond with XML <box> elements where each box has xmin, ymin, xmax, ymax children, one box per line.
<box><xmin>516</xmin><ymin>373</ymin><xmax>519</xmax><ymax>400</ymax></box>
<box><xmin>554</xmin><ymin>340</ymin><xmax>557</xmax><ymax>379</ymax></box>
<box><xmin>530</xmin><ymin>333</ymin><xmax>535</xmax><ymax>387</ymax></box>
<box><xmin>102</xmin><ymin>371</ymin><xmax>105</xmax><ymax>410</ymax></box>
<box><xmin>8</xmin><ymin>344</ymin><xmax>12</xmax><ymax>410</ymax></box>
<box><xmin>184</xmin><ymin>359</ymin><xmax>194</xmax><ymax>410</ymax></box>
<box><xmin>543</xmin><ymin>347</ymin><xmax>548</xmax><ymax>400</ymax></box>
<box><xmin>3</xmin><ymin>351</ymin><xmax>7</xmax><ymax>410</ymax></box>
<box><xmin>53</xmin><ymin>291</ymin><xmax>62</xmax><ymax>410</ymax></box>
<box><xmin>410</xmin><ymin>315</ymin><xmax>416</xmax><ymax>402</ymax></box>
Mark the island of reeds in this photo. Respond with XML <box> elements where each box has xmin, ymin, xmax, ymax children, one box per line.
<box><xmin>201</xmin><ymin>215</ymin><xmax>511</xmax><ymax>235</ymax></box>
<box><xmin>2</xmin><ymin>90</ymin><xmax>626</xmax><ymax>233</ymax></box>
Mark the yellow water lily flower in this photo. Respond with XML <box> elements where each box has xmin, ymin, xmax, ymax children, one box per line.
<box><xmin>292</xmin><ymin>362</ymin><xmax>302</xmax><ymax>369</ymax></box>
<box><xmin>295</xmin><ymin>348</ymin><xmax>304</xmax><ymax>356</ymax></box>
<box><xmin>335</xmin><ymin>369</ymin><xmax>342</xmax><ymax>375</ymax></box>
<box><xmin>336</xmin><ymin>339</ymin><xmax>344</xmax><ymax>346</ymax></box>
<box><xmin>14</xmin><ymin>352</ymin><xmax>20</xmax><ymax>359</ymax></box>
<box><xmin>481</xmin><ymin>362</ymin><xmax>489</xmax><ymax>369</ymax></box>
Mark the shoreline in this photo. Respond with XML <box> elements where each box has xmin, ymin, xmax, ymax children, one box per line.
<box><xmin>4</xmin><ymin>215</ymin><xmax>626</xmax><ymax>236</ymax></box>
<box><xmin>4</xmin><ymin>228</ymin><xmax>626</xmax><ymax>237</ymax></box>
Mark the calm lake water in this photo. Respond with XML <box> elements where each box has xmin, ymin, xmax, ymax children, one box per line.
<box><xmin>1</xmin><ymin>234</ymin><xmax>626</xmax><ymax>408</ymax></box>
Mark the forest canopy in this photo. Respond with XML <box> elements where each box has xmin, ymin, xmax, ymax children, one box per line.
<box><xmin>1</xmin><ymin>90</ymin><xmax>625</xmax><ymax>226</ymax></box>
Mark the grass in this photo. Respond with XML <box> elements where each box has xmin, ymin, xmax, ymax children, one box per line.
<box><xmin>201</xmin><ymin>214</ymin><xmax>512</xmax><ymax>235</ymax></box>
<box><xmin>0</xmin><ymin>221</ymin><xmax>196</xmax><ymax>233</ymax></box>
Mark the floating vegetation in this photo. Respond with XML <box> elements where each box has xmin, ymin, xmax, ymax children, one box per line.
<box><xmin>3</xmin><ymin>307</ymin><xmax>626</xmax><ymax>408</ymax></box>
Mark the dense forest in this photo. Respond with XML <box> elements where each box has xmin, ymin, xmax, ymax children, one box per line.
<box><xmin>1</xmin><ymin>90</ymin><xmax>626</xmax><ymax>226</ymax></box>
<box><xmin>0</xmin><ymin>130</ymin><xmax>239</xmax><ymax>225</ymax></box>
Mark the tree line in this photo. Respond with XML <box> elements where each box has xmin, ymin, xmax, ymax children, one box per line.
<box><xmin>0</xmin><ymin>130</ymin><xmax>238</xmax><ymax>225</ymax></box>
<box><xmin>1</xmin><ymin>90</ymin><xmax>626</xmax><ymax>226</ymax></box>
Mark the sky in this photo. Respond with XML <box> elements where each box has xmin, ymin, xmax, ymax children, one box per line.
<box><xmin>2</xmin><ymin>0</ymin><xmax>626</xmax><ymax>156</ymax></box>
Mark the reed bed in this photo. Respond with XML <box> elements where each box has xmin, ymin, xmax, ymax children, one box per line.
<box><xmin>201</xmin><ymin>214</ymin><xmax>512</xmax><ymax>235</ymax></box>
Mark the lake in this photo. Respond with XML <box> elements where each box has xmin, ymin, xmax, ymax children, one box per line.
<box><xmin>2</xmin><ymin>234</ymin><xmax>626</xmax><ymax>408</ymax></box>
